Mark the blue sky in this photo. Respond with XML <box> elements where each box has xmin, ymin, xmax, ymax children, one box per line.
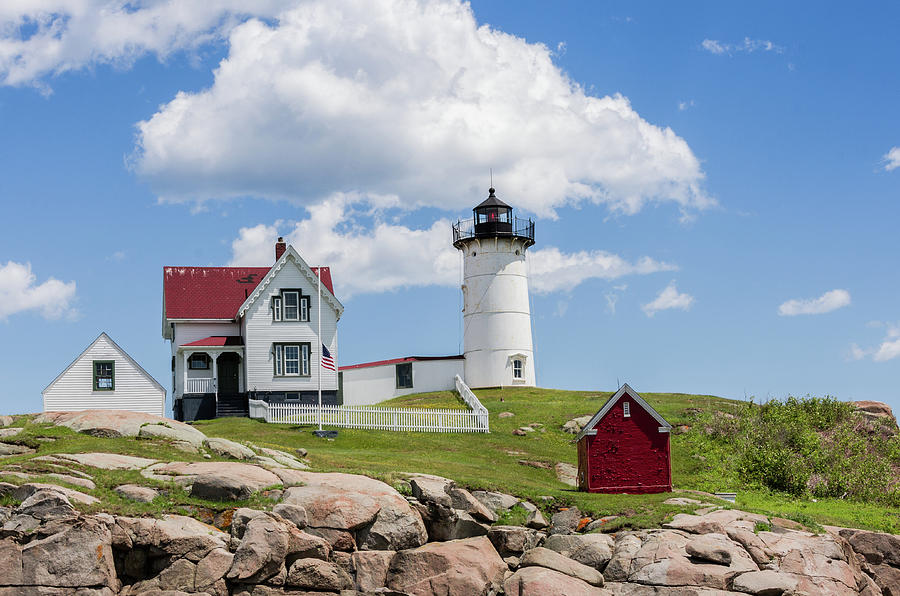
<box><xmin>1</xmin><ymin>1</ymin><xmax>898</xmax><ymax>415</ymax></box>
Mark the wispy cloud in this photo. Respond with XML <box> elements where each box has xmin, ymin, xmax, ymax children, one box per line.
<box><xmin>0</xmin><ymin>261</ymin><xmax>77</xmax><ymax>321</ymax></box>
<box><xmin>604</xmin><ymin>284</ymin><xmax>627</xmax><ymax>314</ymax></box>
<box><xmin>851</xmin><ymin>324</ymin><xmax>900</xmax><ymax>363</ymax></box>
<box><xmin>702</xmin><ymin>37</ymin><xmax>784</xmax><ymax>56</ymax></box>
<box><xmin>882</xmin><ymin>147</ymin><xmax>900</xmax><ymax>172</ymax></box>
<box><xmin>642</xmin><ymin>281</ymin><xmax>694</xmax><ymax>317</ymax></box>
<box><xmin>678</xmin><ymin>100</ymin><xmax>695</xmax><ymax>111</ymax></box>
<box><xmin>778</xmin><ymin>289</ymin><xmax>851</xmax><ymax>316</ymax></box>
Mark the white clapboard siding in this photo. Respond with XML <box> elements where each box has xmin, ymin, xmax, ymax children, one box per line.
<box><xmin>242</xmin><ymin>255</ymin><xmax>339</xmax><ymax>392</ymax></box>
<box><xmin>43</xmin><ymin>333</ymin><xmax>166</xmax><ymax>416</ymax></box>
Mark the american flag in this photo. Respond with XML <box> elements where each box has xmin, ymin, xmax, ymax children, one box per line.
<box><xmin>321</xmin><ymin>344</ymin><xmax>335</xmax><ymax>371</ymax></box>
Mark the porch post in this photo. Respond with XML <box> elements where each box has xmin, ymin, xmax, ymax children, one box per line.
<box><xmin>182</xmin><ymin>351</ymin><xmax>189</xmax><ymax>397</ymax></box>
<box><xmin>212</xmin><ymin>352</ymin><xmax>218</xmax><ymax>402</ymax></box>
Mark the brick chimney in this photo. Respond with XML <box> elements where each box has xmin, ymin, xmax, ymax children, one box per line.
<box><xmin>275</xmin><ymin>237</ymin><xmax>287</xmax><ymax>261</ymax></box>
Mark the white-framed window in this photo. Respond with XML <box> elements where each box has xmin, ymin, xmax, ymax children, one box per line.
<box><xmin>188</xmin><ymin>353</ymin><xmax>209</xmax><ymax>370</ymax></box>
<box><xmin>272</xmin><ymin>296</ymin><xmax>282</xmax><ymax>321</ymax></box>
<box><xmin>623</xmin><ymin>401</ymin><xmax>631</xmax><ymax>417</ymax></box>
<box><xmin>276</xmin><ymin>290</ymin><xmax>309</xmax><ymax>322</ymax></box>
<box><xmin>274</xmin><ymin>343</ymin><xmax>310</xmax><ymax>376</ymax></box>
<box><xmin>283</xmin><ymin>291</ymin><xmax>299</xmax><ymax>320</ymax></box>
<box><xmin>513</xmin><ymin>359</ymin><xmax>523</xmax><ymax>379</ymax></box>
<box><xmin>285</xmin><ymin>345</ymin><xmax>299</xmax><ymax>374</ymax></box>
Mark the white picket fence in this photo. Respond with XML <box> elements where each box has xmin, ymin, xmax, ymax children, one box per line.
<box><xmin>248</xmin><ymin>376</ymin><xmax>489</xmax><ymax>433</ymax></box>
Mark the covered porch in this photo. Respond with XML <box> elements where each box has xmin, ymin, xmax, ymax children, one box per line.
<box><xmin>176</xmin><ymin>336</ymin><xmax>247</xmax><ymax>421</ymax></box>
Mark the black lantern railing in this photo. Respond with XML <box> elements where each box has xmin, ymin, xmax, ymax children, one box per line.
<box><xmin>452</xmin><ymin>216</ymin><xmax>535</xmax><ymax>248</ymax></box>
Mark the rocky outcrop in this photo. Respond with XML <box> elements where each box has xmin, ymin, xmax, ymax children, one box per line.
<box><xmin>1</xmin><ymin>444</ymin><xmax>898</xmax><ymax>596</ymax></box>
<box><xmin>204</xmin><ymin>437</ymin><xmax>255</xmax><ymax>460</ymax></box>
<box><xmin>385</xmin><ymin>536</ymin><xmax>507</xmax><ymax>595</ymax></box>
<box><xmin>114</xmin><ymin>484</ymin><xmax>158</xmax><ymax>503</ymax></box>
<box><xmin>508</xmin><ymin>565</ymin><xmax>612</xmax><ymax>595</ymax></box>
<box><xmin>562</xmin><ymin>415</ymin><xmax>593</xmax><ymax>434</ymax></box>
<box><xmin>853</xmin><ymin>401</ymin><xmax>897</xmax><ymax>426</ymax></box>
<box><xmin>34</xmin><ymin>410</ymin><xmax>200</xmax><ymax>440</ymax></box>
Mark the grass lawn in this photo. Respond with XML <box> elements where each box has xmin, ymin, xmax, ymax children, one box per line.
<box><xmin>195</xmin><ymin>386</ymin><xmax>900</xmax><ymax>533</ymax></box>
<box><xmin>3</xmin><ymin>386</ymin><xmax>897</xmax><ymax>533</ymax></box>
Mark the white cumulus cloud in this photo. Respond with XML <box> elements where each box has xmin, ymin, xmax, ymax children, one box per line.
<box><xmin>0</xmin><ymin>261</ymin><xmax>77</xmax><ymax>320</ymax></box>
<box><xmin>642</xmin><ymin>281</ymin><xmax>694</xmax><ymax>317</ymax></box>
<box><xmin>0</xmin><ymin>1</ymin><xmax>292</xmax><ymax>90</ymax></box>
<box><xmin>527</xmin><ymin>248</ymin><xmax>675</xmax><ymax>294</ymax></box>
<box><xmin>883</xmin><ymin>147</ymin><xmax>900</xmax><ymax>172</ymax></box>
<box><xmin>130</xmin><ymin>0</ymin><xmax>711</xmax><ymax>219</ymax></box>
<box><xmin>229</xmin><ymin>196</ymin><xmax>675</xmax><ymax>298</ymax></box>
<box><xmin>778</xmin><ymin>289</ymin><xmax>851</xmax><ymax>316</ymax></box>
<box><xmin>874</xmin><ymin>338</ymin><xmax>900</xmax><ymax>362</ymax></box>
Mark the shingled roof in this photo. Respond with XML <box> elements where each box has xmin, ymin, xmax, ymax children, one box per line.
<box><xmin>163</xmin><ymin>265</ymin><xmax>334</xmax><ymax>320</ymax></box>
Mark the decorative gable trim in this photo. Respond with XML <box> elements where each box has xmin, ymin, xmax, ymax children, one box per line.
<box><xmin>235</xmin><ymin>246</ymin><xmax>344</xmax><ymax>321</ymax></box>
<box><xmin>43</xmin><ymin>332</ymin><xmax>166</xmax><ymax>395</ymax></box>
<box><xmin>575</xmin><ymin>383</ymin><xmax>672</xmax><ymax>442</ymax></box>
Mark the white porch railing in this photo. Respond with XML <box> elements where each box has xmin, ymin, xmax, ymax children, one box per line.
<box><xmin>248</xmin><ymin>398</ymin><xmax>268</xmax><ymax>420</ymax></box>
<box><xmin>455</xmin><ymin>374</ymin><xmax>488</xmax><ymax>416</ymax></box>
<box><xmin>185</xmin><ymin>378</ymin><xmax>216</xmax><ymax>394</ymax></box>
<box><xmin>248</xmin><ymin>378</ymin><xmax>489</xmax><ymax>433</ymax></box>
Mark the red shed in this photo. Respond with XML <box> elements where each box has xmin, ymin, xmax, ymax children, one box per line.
<box><xmin>576</xmin><ymin>384</ymin><xmax>672</xmax><ymax>494</ymax></box>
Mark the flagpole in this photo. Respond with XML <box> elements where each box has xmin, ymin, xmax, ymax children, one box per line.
<box><xmin>317</xmin><ymin>268</ymin><xmax>322</xmax><ymax>432</ymax></box>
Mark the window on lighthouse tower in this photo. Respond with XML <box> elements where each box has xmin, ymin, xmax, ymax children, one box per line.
<box><xmin>513</xmin><ymin>359</ymin><xmax>523</xmax><ymax>379</ymax></box>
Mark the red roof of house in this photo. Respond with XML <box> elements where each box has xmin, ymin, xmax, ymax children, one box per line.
<box><xmin>181</xmin><ymin>336</ymin><xmax>244</xmax><ymax>347</ymax></box>
<box><xmin>339</xmin><ymin>355</ymin><xmax>464</xmax><ymax>371</ymax></box>
<box><xmin>163</xmin><ymin>265</ymin><xmax>334</xmax><ymax>320</ymax></box>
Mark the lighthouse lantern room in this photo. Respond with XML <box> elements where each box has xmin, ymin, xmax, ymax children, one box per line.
<box><xmin>453</xmin><ymin>188</ymin><xmax>536</xmax><ymax>389</ymax></box>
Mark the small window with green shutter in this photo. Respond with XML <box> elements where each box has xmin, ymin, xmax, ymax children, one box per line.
<box><xmin>93</xmin><ymin>360</ymin><xmax>115</xmax><ymax>391</ymax></box>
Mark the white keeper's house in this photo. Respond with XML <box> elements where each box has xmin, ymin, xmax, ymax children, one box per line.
<box><xmin>339</xmin><ymin>188</ymin><xmax>537</xmax><ymax>405</ymax></box>
<box><xmin>43</xmin><ymin>332</ymin><xmax>166</xmax><ymax>416</ymax></box>
<box><xmin>162</xmin><ymin>241</ymin><xmax>342</xmax><ymax>422</ymax></box>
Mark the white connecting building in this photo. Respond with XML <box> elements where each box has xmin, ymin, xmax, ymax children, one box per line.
<box><xmin>340</xmin><ymin>188</ymin><xmax>536</xmax><ymax>404</ymax></box>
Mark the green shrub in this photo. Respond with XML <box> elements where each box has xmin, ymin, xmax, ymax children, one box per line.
<box><xmin>700</xmin><ymin>395</ymin><xmax>899</xmax><ymax>507</ymax></box>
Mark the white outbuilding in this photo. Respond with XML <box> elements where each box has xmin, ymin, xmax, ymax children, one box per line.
<box><xmin>339</xmin><ymin>356</ymin><xmax>465</xmax><ymax>406</ymax></box>
<box><xmin>42</xmin><ymin>332</ymin><xmax>166</xmax><ymax>416</ymax></box>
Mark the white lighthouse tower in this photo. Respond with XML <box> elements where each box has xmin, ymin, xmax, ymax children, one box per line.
<box><xmin>453</xmin><ymin>188</ymin><xmax>536</xmax><ymax>388</ymax></box>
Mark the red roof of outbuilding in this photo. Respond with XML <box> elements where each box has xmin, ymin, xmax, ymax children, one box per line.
<box><xmin>339</xmin><ymin>355</ymin><xmax>464</xmax><ymax>371</ymax></box>
<box><xmin>163</xmin><ymin>265</ymin><xmax>334</xmax><ymax>320</ymax></box>
<box><xmin>181</xmin><ymin>336</ymin><xmax>244</xmax><ymax>347</ymax></box>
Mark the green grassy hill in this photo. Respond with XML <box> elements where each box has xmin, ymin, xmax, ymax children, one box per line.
<box><xmin>2</xmin><ymin>387</ymin><xmax>897</xmax><ymax>533</ymax></box>
<box><xmin>199</xmin><ymin>387</ymin><xmax>900</xmax><ymax>533</ymax></box>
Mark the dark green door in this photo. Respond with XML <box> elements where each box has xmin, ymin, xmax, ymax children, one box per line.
<box><xmin>217</xmin><ymin>353</ymin><xmax>240</xmax><ymax>395</ymax></box>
